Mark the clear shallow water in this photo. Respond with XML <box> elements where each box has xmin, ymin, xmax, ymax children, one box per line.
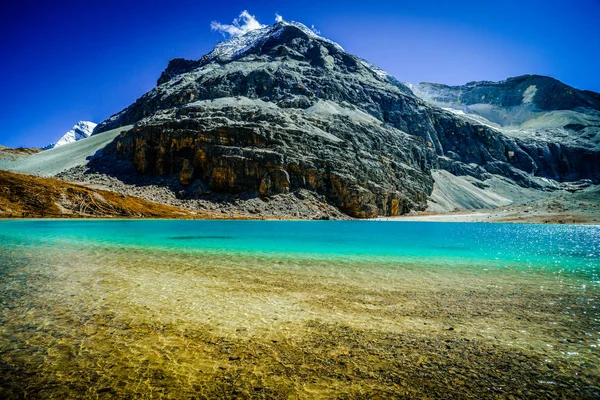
<box><xmin>0</xmin><ymin>220</ymin><xmax>599</xmax><ymax>398</ymax></box>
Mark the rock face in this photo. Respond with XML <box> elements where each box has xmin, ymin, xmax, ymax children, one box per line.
<box><xmin>103</xmin><ymin>99</ymin><xmax>432</xmax><ymax>218</ymax></box>
<box><xmin>94</xmin><ymin>21</ymin><xmax>600</xmax><ymax>217</ymax></box>
<box><xmin>44</xmin><ymin>121</ymin><xmax>97</xmax><ymax>150</ymax></box>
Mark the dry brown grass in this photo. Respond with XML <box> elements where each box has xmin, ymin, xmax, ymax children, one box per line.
<box><xmin>0</xmin><ymin>146</ymin><xmax>42</xmax><ymax>156</ymax></box>
<box><xmin>0</xmin><ymin>170</ymin><xmax>235</xmax><ymax>219</ymax></box>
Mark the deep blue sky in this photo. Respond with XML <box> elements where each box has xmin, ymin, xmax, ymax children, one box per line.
<box><xmin>1</xmin><ymin>0</ymin><xmax>599</xmax><ymax>148</ymax></box>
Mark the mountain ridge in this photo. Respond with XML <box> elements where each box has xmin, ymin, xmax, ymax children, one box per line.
<box><xmin>408</xmin><ymin>75</ymin><xmax>600</xmax><ymax>154</ymax></box>
<box><xmin>412</xmin><ymin>74</ymin><xmax>600</xmax><ymax>112</ymax></box>
<box><xmin>18</xmin><ymin>19</ymin><xmax>590</xmax><ymax>218</ymax></box>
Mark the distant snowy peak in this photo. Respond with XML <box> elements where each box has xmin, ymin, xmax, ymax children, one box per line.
<box><xmin>205</xmin><ymin>20</ymin><xmax>344</xmax><ymax>63</ymax></box>
<box><xmin>44</xmin><ymin>121</ymin><xmax>97</xmax><ymax>150</ymax></box>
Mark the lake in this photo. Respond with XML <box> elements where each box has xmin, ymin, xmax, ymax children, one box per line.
<box><xmin>0</xmin><ymin>220</ymin><xmax>598</xmax><ymax>398</ymax></box>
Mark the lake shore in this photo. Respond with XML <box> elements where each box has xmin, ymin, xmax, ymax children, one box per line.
<box><xmin>2</xmin><ymin>169</ymin><xmax>598</xmax><ymax>223</ymax></box>
<box><xmin>375</xmin><ymin>209</ymin><xmax>600</xmax><ymax>225</ymax></box>
<box><xmin>2</xmin><ymin>209</ymin><xmax>598</xmax><ymax>224</ymax></box>
<box><xmin>377</xmin><ymin>185</ymin><xmax>600</xmax><ymax>225</ymax></box>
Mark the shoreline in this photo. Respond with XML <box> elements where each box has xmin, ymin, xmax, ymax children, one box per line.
<box><xmin>1</xmin><ymin>211</ymin><xmax>599</xmax><ymax>225</ymax></box>
<box><xmin>375</xmin><ymin>209</ymin><xmax>600</xmax><ymax>225</ymax></box>
<box><xmin>2</xmin><ymin>170</ymin><xmax>597</xmax><ymax>224</ymax></box>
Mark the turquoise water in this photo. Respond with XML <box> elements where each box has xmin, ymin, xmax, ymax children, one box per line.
<box><xmin>0</xmin><ymin>220</ymin><xmax>599</xmax><ymax>398</ymax></box>
<box><xmin>1</xmin><ymin>220</ymin><xmax>598</xmax><ymax>267</ymax></box>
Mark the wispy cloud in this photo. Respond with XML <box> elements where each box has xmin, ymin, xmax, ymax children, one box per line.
<box><xmin>210</xmin><ymin>10</ymin><xmax>265</xmax><ymax>38</ymax></box>
<box><xmin>275</xmin><ymin>13</ymin><xmax>283</xmax><ymax>23</ymax></box>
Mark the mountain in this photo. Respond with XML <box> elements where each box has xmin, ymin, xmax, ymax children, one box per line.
<box><xmin>44</xmin><ymin>121</ymin><xmax>97</xmax><ymax>150</ymax></box>
<box><xmin>408</xmin><ymin>76</ymin><xmax>600</xmax><ymax>150</ymax></box>
<box><xmin>78</xmin><ymin>21</ymin><xmax>600</xmax><ymax>218</ymax></box>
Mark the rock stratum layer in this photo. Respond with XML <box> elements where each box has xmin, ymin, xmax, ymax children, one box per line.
<box><xmin>93</xmin><ymin>21</ymin><xmax>600</xmax><ymax>218</ymax></box>
<box><xmin>103</xmin><ymin>99</ymin><xmax>431</xmax><ymax>218</ymax></box>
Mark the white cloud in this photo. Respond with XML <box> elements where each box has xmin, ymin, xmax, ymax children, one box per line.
<box><xmin>275</xmin><ymin>13</ymin><xmax>283</xmax><ymax>23</ymax></box>
<box><xmin>210</xmin><ymin>10</ymin><xmax>265</xmax><ymax>38</ymax></box>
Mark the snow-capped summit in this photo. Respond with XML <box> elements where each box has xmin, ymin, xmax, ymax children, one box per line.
<box><xmin>205</xmin><ymin>20</ymin><xmax>344</xmax><ymax>64</ymax></box>
<box><xmin>44</xmin><ymin>121</ymin><xmax>97</xmax><ymax>150</ymax></box>
<box><xmin>155</xmin><ymin>18</ymin><xmax>402</xmax><ymax>91</ymax></box>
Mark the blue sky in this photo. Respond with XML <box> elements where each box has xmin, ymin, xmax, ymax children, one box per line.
<box><xmin>1</xmin><ymin>0</ymin><xmax>599</xmax><ymax>148</ymax></box>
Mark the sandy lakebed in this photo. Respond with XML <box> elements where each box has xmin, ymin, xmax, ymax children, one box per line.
<box><xmin>0</xmin><ymin>220</ymin><xmax>598</xmax><ymax>398</ymax></box>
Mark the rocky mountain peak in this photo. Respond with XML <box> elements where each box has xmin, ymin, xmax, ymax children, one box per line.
<box><xmin>88</xmin><ymin>16</ymin><xmax>599</xmax><ymax>218</ymax></box>
<box><xmin>206</xmin><ymin>21</ymin><xmax>344</xmax><ymax>63</ymax></box>
<box><xmin>102</xmin><ymin>19</ymin><xmax>415</xmax><ymax>136</ymax></box>
<box><xmin>156</xmin><ymin>20</ymin><xmax>390</xmax><ymax>89</ymax></box>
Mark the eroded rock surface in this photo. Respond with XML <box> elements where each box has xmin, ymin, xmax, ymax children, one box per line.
<box><xmin>103</xmin><ymin>99</ymin><xmax>431</xmax><ymax>218</ymax></box>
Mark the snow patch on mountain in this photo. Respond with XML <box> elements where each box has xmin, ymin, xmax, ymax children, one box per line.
<box><xmin>405</xmin><ymin>82</ymin><xmax>445</xmax><ymax>105</ymax></box>
<box><xmin>441</xmin><ymin>107</ymin><xmax>502</xmax><ymax>130</ymax></box>
<box><xmin>44</xmin><ymin>121</ymin><xmax>97</xmax><ymax>150</ymax></box>
<box><xmin>522</xmin><ymin>85</ymin><xmax>537</xmax><ymax>104</ymax></box>
<box><xmin>358</xmin><ymin>59</ymin><xmax>390</xmax><ymax>80</ymax></box>
<box><xmin>305</xmin><ymin>100</ymin><xmax>383</xmax><ymax>126</ymax></box>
